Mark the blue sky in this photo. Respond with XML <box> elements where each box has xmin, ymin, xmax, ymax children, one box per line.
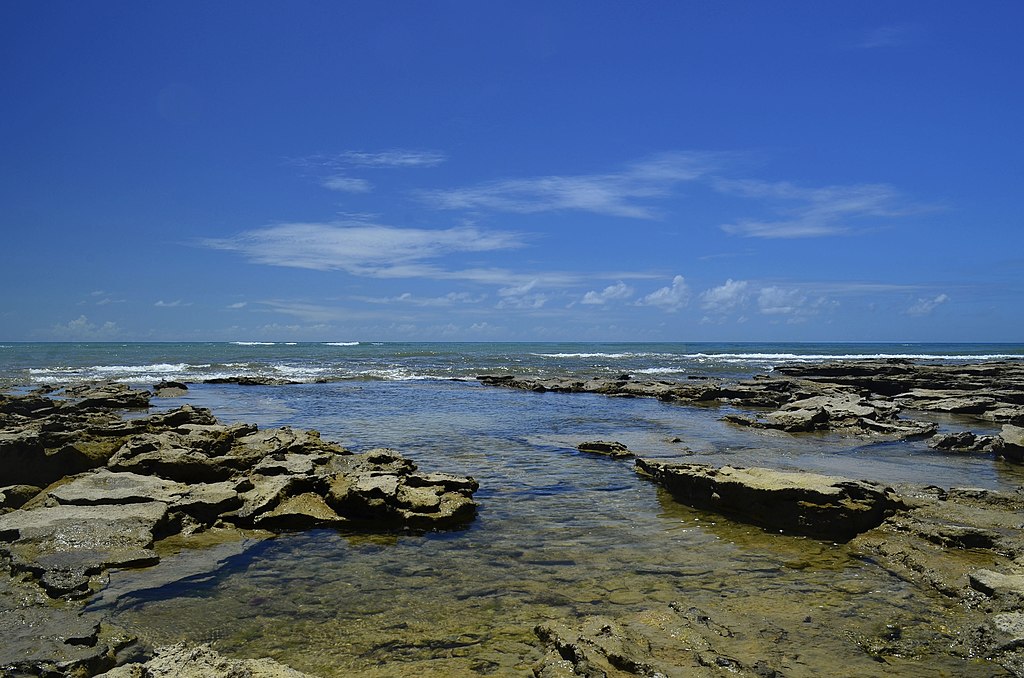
<box><xmin>2</xmin><ymin>1</ymin><xmax>1022</xmax><ymax>342</ymax></box>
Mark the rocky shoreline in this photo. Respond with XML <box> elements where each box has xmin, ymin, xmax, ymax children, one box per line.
<box><xmin>0</xmin><ymin>382</ymin><xmax>477</xmax><ymax>676</ymax></box>
<box><xmin>3</xmin><ymin>358</ymin><xmax>1024</xmax><ymax>676</ymax></box>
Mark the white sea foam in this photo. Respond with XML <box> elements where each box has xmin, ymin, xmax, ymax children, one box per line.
<box><xmin>634</xmin><ymin>367</ymin><xmax>689</xmax><ymax>374</ymax></box>
<box><xmin>272</xmin><ymin>365</ymin><xmax>329</xmax><ymax>379</ymax></box>
<box><xmin>231</xmin><ymin>341</ymin><xmax>276</xmax><ymax>346</ymax></box>
<box><xmin>686</xmin><ymin>352</ymin><xmax>1021</xmax><ymax>362</ymax></box>
<box><xmin>324</xmin><ymin>342</ymin><xmax>360</xmax><ymax>346</ymax></box>
<box><xmin>533</xmin><ymin>352</ymin><xmax>665</xmax><ymax>359</ymax></box>
<box><xmin>93</xmin><ymin>363</ymin><xmax>193</xmax><ymax>373</ymax></box>
<box><xmin>355</xmin><ymin>368</ymin><xmax>437</xmax><ymax>381</ymax></box>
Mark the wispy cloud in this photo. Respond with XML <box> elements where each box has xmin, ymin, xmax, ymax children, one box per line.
<box><xmin>857</xmin><ymin>24</ymin><xmax>922</xmax><ymax>49</ymax></box>
<box><xmin>321</xmin><ymin>175</ymin><xmax>373</xmax><ymax>193</ymax></box>
<box><xmin>256</xmin><ymin>300</ymin><xmax>363</xmax><ymax>323</ymax></box>
<box><xmin>497</xmin><ymin>279</ymin><xmax>549</xmax><ymax>309</ymax></box>
<box><xmin>907</xmin><ymin>293</ymin><xmax>949</xmax><ymax>316</ymax></box>
<box><xmin>638</xmin><ymin>275</ymin><xmax>690</xmax><ymax>311</ymax></box>
<box><xmin>154</xmin><ymin>299</ymin><xmax>191</xmax><ymax>307</ymax></box>
<box><xmin>421</xmin><ymin>152</ymin><xmax>721</xmax><ymax>219</ymax></box>
<box><xmin>202</xmin><ymin>222</ymin><xmax>523</xmax><ymax>277</ymax></box>
<box><xmin>581</xmin><ymin>281</ymin><xmax>634</xmax><ymax>305</ymax></box>
<box><xmin>717</xmin><ymin>180</ymin><xmax>919</xmax><ymax>238</ymax></box>
<box><xmin>296</xmin><ymin>149</ymin><xmax>447</xmax><ymax>170</ymax></box>
<box><xmin>332</xmin><ymin>150</ymin><xmax>447</xmax><ymax>168</ymax></box>
<box><xmin>357</xmin><ymin>291</ymin><xmax>485</xmax><ymax>307</ymax></box>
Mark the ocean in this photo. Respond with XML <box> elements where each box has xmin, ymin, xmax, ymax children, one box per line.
<box><xmin>4</xmin><ymin>341</ymin><xmax>1024</xmax><ymax>675</ymax></box>
<box><xmin>2</xmin><ymin>340</ymin><xmax>1021</xmax><ymax>388</ymax></box>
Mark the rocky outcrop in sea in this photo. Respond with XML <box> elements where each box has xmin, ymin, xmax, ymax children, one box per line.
<box><xmin>478</xmin><ymin>358</ymin><xmax>1024</xmax><ymax>447</ymax></box>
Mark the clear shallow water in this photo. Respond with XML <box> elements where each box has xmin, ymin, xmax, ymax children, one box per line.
<box><xmin>92</xmin><ymin>380</ymin><xmax>1021</xmax><ymax>676</ymax></box>
<box><xmin>5</xmin><ymin>343</ymin><xmax>1023</xmax><ymax>675</ymax></box>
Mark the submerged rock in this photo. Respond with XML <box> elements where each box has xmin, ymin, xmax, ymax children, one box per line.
<box><xmin>635</xmin><ymin>459</ymin><xmax>904</xmax><ymax>541</ymax></box>
<box><xmin>577</xmin><ymin>440</ymin><xmax>634</xmax><ymax>459</ymax></box>
<box><xmin>96</xmin><ymin>642</ymin><xmax>315</xmax><ymax>677</ymax></box>
<box><xmin>0</xmin><ymin>573</ymin><xmax>136</xmax><ymax>677</ymax></box>
<box><xmin>533</xmin><ymin>604</ymin><xmax>784</xmax><ymax>678</ymax></box>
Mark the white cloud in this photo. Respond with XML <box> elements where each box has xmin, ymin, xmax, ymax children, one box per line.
<box><xmin>358</xmin><ymin>291</ymin><xmax>485</xmax><ymax>307</ymax></box>
<box><xmin>497</xmin><ymin>279</ymin><xmax>548</xmax><ymax>309</ymax></box>
<box><xmin>497</xmin><ymin>294</ymin><xmax>548</xmax><ymax>310</ymax></box>
<box><xmin>422</xmin><ymin>152</ymin><xmax>720</xmax><ymax>219</ymax></box>
<box><xmin>47</xmin><ymin>315</ymin><xmax>120</xmax><ymax>340</ymax></box>
<box><xmin>581</xmin><ymin>281</ymin><xmax>634</xmax><ymax>305</ymax></box>
<box><xmin>296</xmin><ymin>149</ymin><xmax>447</xmax><ymax>170</ymax></box>
<box><xmin>227</xmin><ymin>302</ymin><xmax>248</xmax><ymax>309</ymax></box>
<box><xmin>155</xmin><ymin>299</ymin><xmax>191</xmax><ymax>307</ymax></box>
<box><xmin>756</xmin><ymin>286</ymin><xmax>835</xmax><ymax>320</ymax></box>
<box><xmin>757</xmin><ymin>286</ymin><xmax>807</xmax><ymax>315</ymax></box>
<box><xmin>332</xmin><ymin>150</ymin><xmax>447</xmax><ymax>168</ymax></box>
<box><xmin>638</xmin><ymin>275</ymin><xmax>690</xmax><ymax>311</ymax></box>
<box><xmin>700</xmin><ymin>279</ymin><xmax>749</xmax><ymax>311</ymax></box>
<box><xmin>203</xmin><ymin>222</ymin><xmax>523</xmax><ymax>278</ymax></box>
<box><xmin>717</xmin><ymin>180</ymin><xmax>920</xmax><ymax>238</ymax></box>
<box><xmin>907</xmin><ymin>293</ymin><xmax>949</xmax><ymax>316</ymax></box>
<box><xmin>321</xmin><ymin>175</ymin><xmax>373</xmax><ymax>193</ymax></box>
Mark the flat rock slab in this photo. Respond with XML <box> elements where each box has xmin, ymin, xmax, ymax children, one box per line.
<box><xmin>635</xmin><ymin>459</ymin><xmax>904</xmax><ymax>541</ymax></box>
<box><xmin>47</xmin><ymin>469</ymin><xmax>188</xmax><ymax>506</ymax></box>
<box><xmin>0</xmin><ymin>574</ymin><xmax>132</xmax><ymax>676</ymax></box>
<box><xmin>0</xmin><ymin>502</ymin><xmax>168</xmax><ymax>596</ymax></box>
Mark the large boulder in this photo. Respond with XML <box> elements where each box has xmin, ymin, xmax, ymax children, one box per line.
<box><xmin>635</xmin><ymin>459</ymin><xmax>904</xmax><ymax>541</ymax></box>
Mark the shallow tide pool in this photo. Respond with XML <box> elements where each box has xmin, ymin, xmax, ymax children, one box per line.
<box><xmin>94</xmin><ymin>381</ymin><xmax>1020</xmax><ymax>676</ymax></box>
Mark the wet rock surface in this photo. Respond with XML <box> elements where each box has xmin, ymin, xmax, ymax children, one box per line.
<box><xmin>635</xmin><ymin>459</ymin><xmax>905</xmax><ymax>541</ymax></box>
<box><xmin>0</xmin><ymin>382</ymin><xmax>478</xmax><ymax>676</ymax></box>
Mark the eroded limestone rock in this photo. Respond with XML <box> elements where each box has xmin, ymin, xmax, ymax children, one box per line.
<box><xmin>635</xmin><ymin>459</ymin><xmax>904</xmax><ymax>541</ymax></box>
<box><xmin>96</xmin><ymin>642</ymin><xmax>315</xmax><ymax>677</ymax></box>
